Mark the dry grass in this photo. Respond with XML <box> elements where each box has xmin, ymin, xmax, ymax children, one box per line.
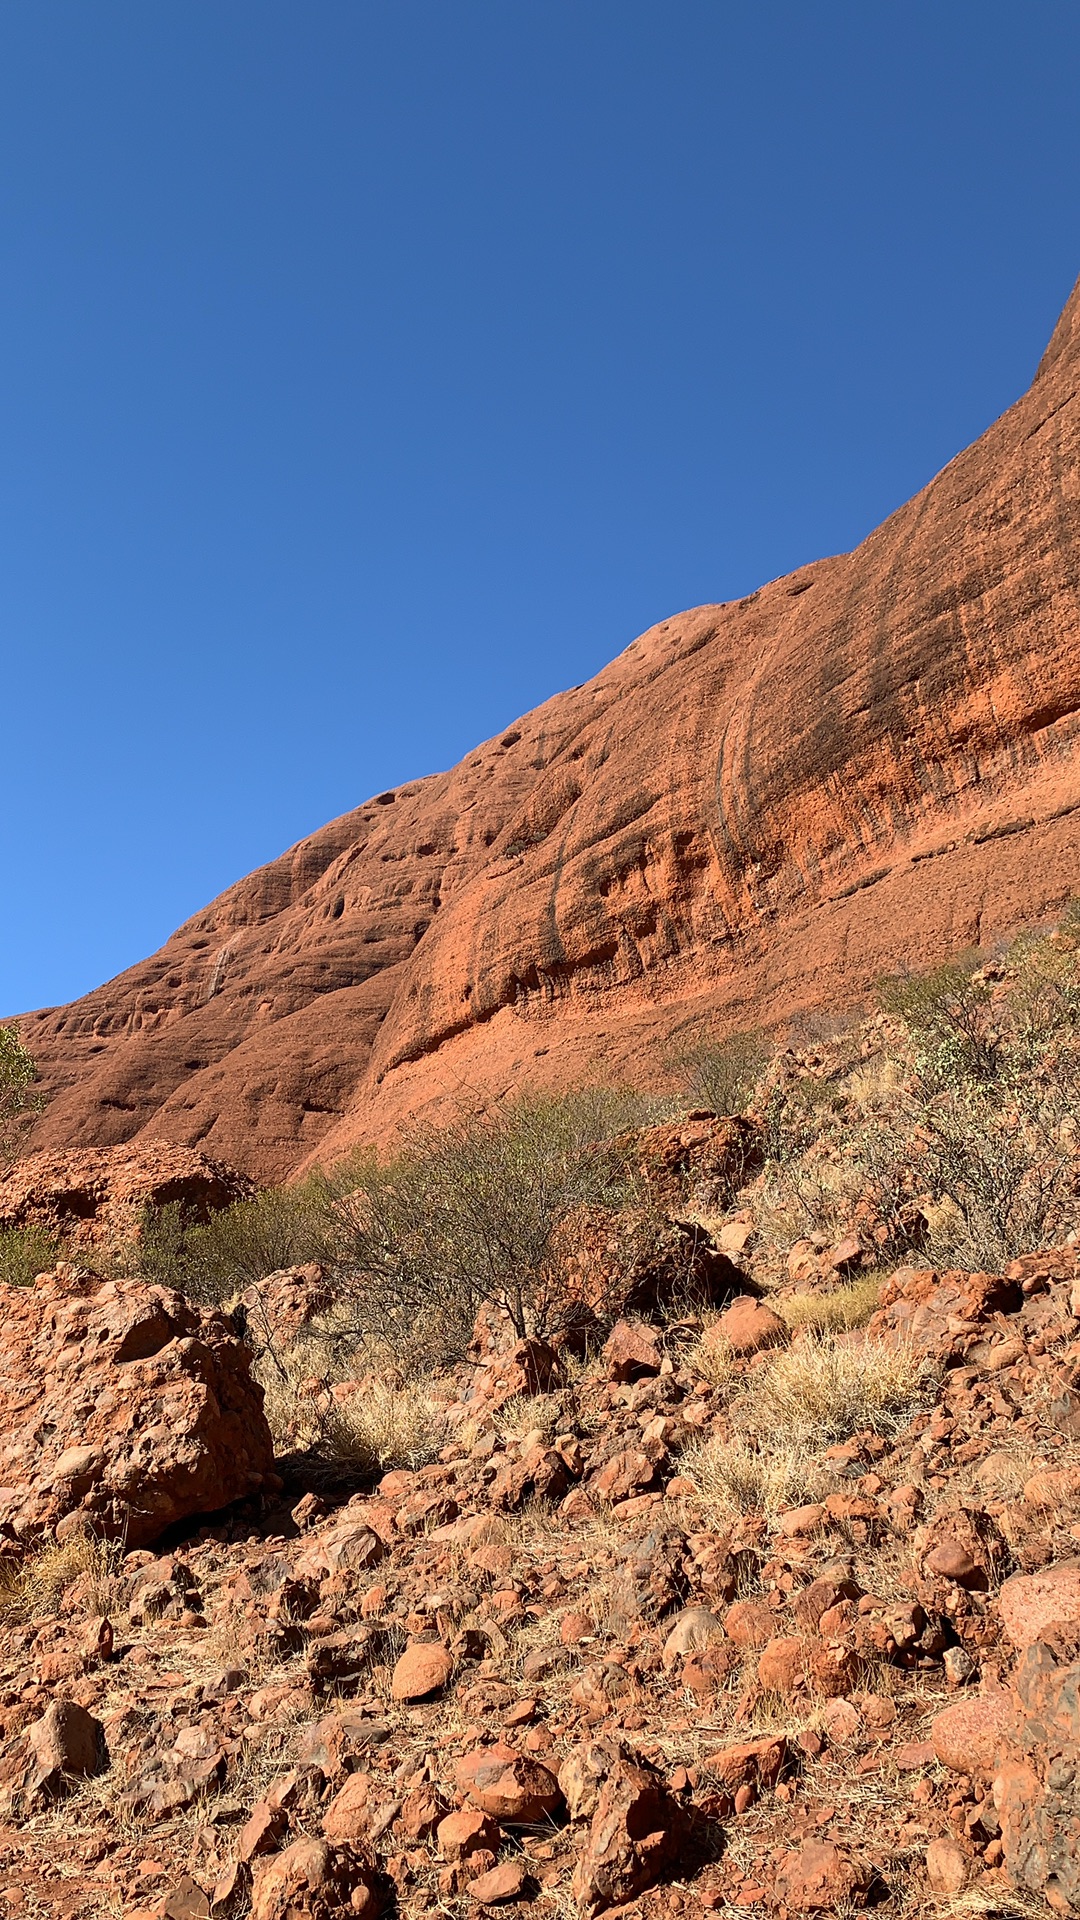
<box><xmin>842</xmin><ymin>1053</ymin><xmax>905</xmax><ymax>1114</ymax></box>
<box><xmin>0</xmin><ymin>1533</ymin><xmax>121</xmax><ymax>1624</ymax></box>
<box><xmin>943</xmin><ymin>1890</ymin><xmax>1059</xmax><ymax>1920</ymax></box>
<box><xmin>321</xmin><ymin>1376</ymin><xmax>447</xmax><ymax>1474</ymax></box>
<box><xmin>255</xmin><ymin>1317</ymin><xmax>446</xmax><ymax>1473</ymax></box>
<box><xmin>681</xmin><ymin>1330</ymin><xmax>935</xmax><ymax>1525</ymax></box>
<box><xmin>497</xmin><ymin>1391</ymin><xmax>565</xmax><ymax>1442</ymax></box>
<box><xmin>680</xmin><ymin>1431</ymin><xmax>834</xmax><ymax>1523</ymax></box>
<box><xmin>749</xmin><ymin>1332</ymin><xmax>936</xmax><ymax>1444</ymax></box>
<box><xmin>777</xmin><ymin>1274</ymin><xmax>883</xmax><ymax>1335</ymax></box>
<box><xmin>684</xmin><ymin>1325</ymin><xmax>736</xmax><ymax>1387</ymax></box>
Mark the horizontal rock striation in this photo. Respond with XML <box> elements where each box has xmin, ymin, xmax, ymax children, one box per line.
<box><xmin>16</xmin><ymin>277</ymin><xmax>1080</xmax><ymax>1180</ymax></box>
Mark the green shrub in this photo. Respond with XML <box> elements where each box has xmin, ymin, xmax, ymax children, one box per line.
<box><xmin>667</xmin><ymin>1027</ymin><xmax>772</xmax><ymax>1116</ymax></box>
<box><xmin>877</xmin><ymin>954</ymin><xmax>999</xmax><ymax>1088</ymax></box>
<box><xmin>0</xmin><ymin>1224</ymin><xmax>61</xmax><ymax>1288</ymax></box>
<box><xmin>326</xmin><ymin>1086</ymin><xmax>647</xmax><ymax>1364</ymax></box>
<box><xmin>916</xmin><ymin>1080</ymin><xmax>1077</xmax><ymax>1269</ymax></box>
<box><xmin>0</xmin><ymin>1025</ymin><xmax>42</xmax><ymax>1166</ymax></box>
<box><xmin>131</xmin><ymin>1181</ymin><xmax>337</xmax><ymax>1305</ymax></box>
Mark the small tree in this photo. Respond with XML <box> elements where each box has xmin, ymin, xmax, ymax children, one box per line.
<box><xmin>877</xmin><ymin>956</ymin><xmax>999</xmax><ymax>1088</ymax></box>
<box><xmin>667</xmin><ymin>1028</ymin><xmax>772</xmax><ymax>1115</ymax></box>
<box><xmin>0</xmin><ymin>1025</ymin><xmax>42</xmax><ymax>1167</ymax></box>
<box><xmin>327</xmin><ymin>1088</ymin><xmax>644</xmax><ymax>1364</ymax></box>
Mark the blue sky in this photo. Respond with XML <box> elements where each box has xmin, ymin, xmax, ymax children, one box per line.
<box><xmin>2</xmin><ymin>2</ymin><xmax>1078</xmax><ymax>1015</ymax></box>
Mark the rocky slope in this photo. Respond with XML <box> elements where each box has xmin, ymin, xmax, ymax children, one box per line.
<box><xmin>17</xmin><ymin>278</ymin><xmax>1080</xmax><ymax>1181</ymax></box>
<box><xmin>5</xmin><ymin>1235</ymin><xmax>1080</xmax><ymax>1919</ymax></box>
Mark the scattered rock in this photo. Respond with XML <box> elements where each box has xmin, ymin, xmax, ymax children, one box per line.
<box><xmin>661</xmin><ymin>1606</ymin><xmax>724</xmax><ymax>1668</ymax></box>
<box><xmin>250</xmin><ymin>1840</ymin><xmax>381</xmax><ymax>1920</ymax></box>
<box><xmin>572</xmin><ymin>1759</ymin><xmax>687</xmax><ymax>1910</ymax></box>
<box><xmin>998</xmin><ymin>1565</ymin><xmax>1080</xmax><ymax>1649</ymax></box>
<box><xmin>457</xmin><ymin>1749</ymin><xmax>562</xmax><ymax>1824</ymax></box>
<box><xmin>466</xmin><ymin>1861</ymin><xmax>530</xmax><ymax>1905</ymax></box>
<box><xmin>925</xmin><ymin>1837</ymin><xmax>970</xmax><ymax>1894</ymax></box>
<box><xmin>603</xmin><ymin>1319</ymin><xmax>662</xmax><ymax>1382</ymax></box>
<box><xmin>774</xmin><ymin>1842</ymin><xmax>872</xmax><ymax>1912</ymax></box>
<box><xmin>931</xmin><ymin>1694</ymin><xmax>1014</xmax><ymax>1775</ymax></box>
<box><xmin>28</xmin><ymin>1700</ymin><xmax>105</xmax><ymax>1781</ymax></box>
<box><xmin>709</xmin><ymin>1296</ymin><xmax>788</xmax><ymax>1356</ymax></box>
<box><xmin>391</xmin><ymin>1642</ymin><xmax>453</xmax><ymax>1702</ymax></box>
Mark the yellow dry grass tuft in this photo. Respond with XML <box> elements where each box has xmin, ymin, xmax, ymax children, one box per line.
<box><xmin>0</xmin><ymin>1532</ymin><xmax>121</xmax><ymax>1624</ymax></box>
<box><xmin>254</xmin><ymin>1312</ymin><xmax>447</xmax><ymax>1473</ymax></box>
<box><xmin>680</xmin><ymin>1430</ymin><xmax>834</xmax><ymax>1524</ymax></box>
<box><xmin>497</xmin><ymin>1391</ymin><xmax>565</xmax><ymax>1442</ymax></box>
<box><xmin>777</xmin><ymin>1273</ymin><xmax>883</xmax><ymax>1335</ymax></box>
<box><xmin>751</xmin><ymin>1331</ymin><xmax>936</xmax><ymax>1444</ymax></box>
<box><xmin>320</xmin><ymin>1374</ymin><xmax>446</xmax><ymax>1474</ymax></box>
<box><xmin>684</xmin><ymin>1326</ymin><xmax>736</xmax><ymax>1388</ymax></box>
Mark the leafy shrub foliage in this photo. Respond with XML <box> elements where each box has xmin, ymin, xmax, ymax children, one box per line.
<box><xmin>754</xmin><ymin>911</ymin><xmax>1080</xmax><ymax>1270</ymax></box>
<box><xmin>877</xmin><ymin>954</ymin><xmax>999</xmax><ymax>1087</ymax></box>
<box><xmin>129</xmin><ymin>1182</ymin><xmax>336</xmax><ymax>1305</ymax></box>
<box><xmin>327</xmin><ymin>1087</ymin><xmax>648</xmax><ymax>1362</ymax></box>
<box><xmin>129</xmin><ymin>1086</ymin><xmax>658</xmax><ymax>1369</ymax></box>
<box><xmin>0</xmin><ymin>1025</ymin><xmax>42</xmax><ymax>1167</ymax></box>
<box><xmin>0</xmin><ymin>1224</ymin><xmax>60</xmax><ymax>1288</ymax></box>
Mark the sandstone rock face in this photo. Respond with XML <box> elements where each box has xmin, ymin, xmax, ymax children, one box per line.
<box><xmin>0</xmin><ymin>1265</ymin><xmax>274</xmax><ymax>1546</ymax></box>
<box><xmin>13</xmin><ymin>280</ymin><xmax>1080</xmax><ymax>1181</ymax></box>
<box><xmin>0</xmin><ymin>1141</ymin><xmax>252</xmax><ymax>1248</ymax></box>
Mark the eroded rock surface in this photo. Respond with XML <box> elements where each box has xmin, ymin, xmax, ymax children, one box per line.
<box><xmin>0</xmin><ymin>1140</ymin><xmax>251</xmax><ymax>1248</ymax></box>
<box><xmin>0</xmin><ymin>1265</ymin><xmax>274</xmax><ymax>1546</ymax></box>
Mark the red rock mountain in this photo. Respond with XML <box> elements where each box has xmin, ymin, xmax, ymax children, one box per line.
<box><xmin>19</xmin><ymin>278</ymin><xmax>1080</xmax><ymax>1182</ymax></box>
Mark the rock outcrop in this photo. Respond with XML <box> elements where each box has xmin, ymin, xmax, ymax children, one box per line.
<box><xmin>0</xmin><ymin>1265</ymin><xmax>274</xmax><ymax>1547</ymax></box>
<box><xmin>14</xmin><ymin>277</ymin><xmax>1080</xmax><ymax>1180</ymax></box>
<box><xmin>0</xmin><ymin>1140</ymin><xmax>252</xmax><ymax>1248</ymax></box>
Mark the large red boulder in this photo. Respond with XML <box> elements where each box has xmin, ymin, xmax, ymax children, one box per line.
<box><xmin>0</xmin><ymin>1265</ymin><xmax>274</xmax><ymax>1548</ymax></box>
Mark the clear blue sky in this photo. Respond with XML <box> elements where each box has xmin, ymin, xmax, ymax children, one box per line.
<box><xmin>2</xmin><ymin>2</ymin><xmax>1078</xmax><ymax>1016</ymax></box>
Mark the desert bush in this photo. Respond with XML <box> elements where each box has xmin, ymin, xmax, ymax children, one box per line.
<box><xmin>326</xmin><ymin>1087</ymin><xmax>648</xmax><ymax>1360</ymax></box>
<box><xmin>1006</xmin><ymin>927</ymin><xmax>1080</xmax><ymax>1060</ymax></box>
<box><xmin>685</xmin><ymin>1326</ymin><xmax>736</xmax><ymax>1388</ymax></box>
<box><xmin>877</xmin><ymin>953</ymin><xmax>999</xmax><ymax>1088</ymax></box>
<box><xmin>0</xmin><ymin>1223</ymin><xmax>60</xmax><ymax>1288</ymax></box>
<box><xmin>497</xmin><ymin>1391</ymin><xmax>566</xmax><ymax>1442</ymax></box>
<box><xmin>320</xmin><ymin>1379</ymin><xmax>445</xmax><ymax>1475</ymax></box>
<box><xmin>131</xmin><ymin>1180</ymin><xmax>338</xmax><ymax>1304</ymax></box>
<box><xmin>0</xmin><ymin>1024</ymin><xmax>42</xmax><ymax>1167</ymax></box>
<box><xmin>758</xmin><ymin>1073</ymin><xmax>844</xmax><ymax>1166</ymax></box>
<box><xmin>915</xmin><ymin>1081</ymin><xmax>1078</xmax><ymax>1268</ymax></box>
<box><xmin>667</xmin><ymin>1027</ymin><xmax>773</xmax><ymax>1116</ymax></box>
<box><xmin>749</xmin><ymin>1333</ymin><xmax>935</xmax><ymax>1444</ymax></box>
